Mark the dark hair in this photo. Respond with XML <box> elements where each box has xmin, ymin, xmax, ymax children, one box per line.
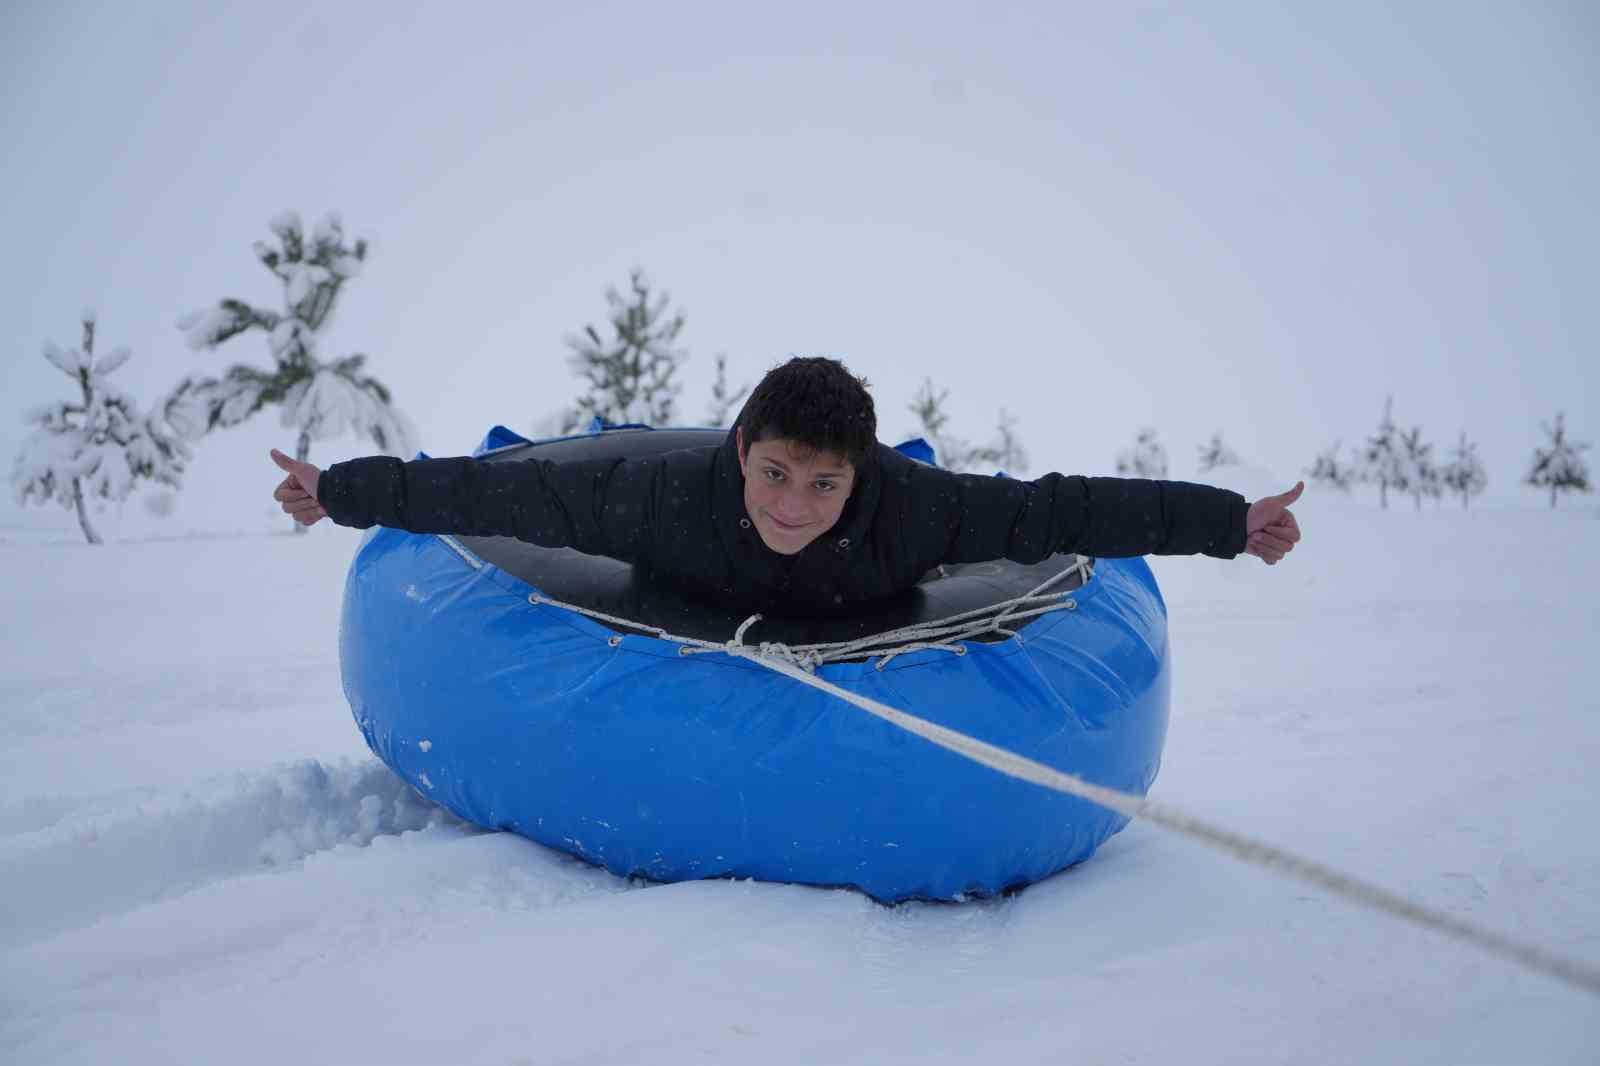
<box><xmin>735</xmin><ymin>356</ymin><xmax>878</xmax><ymax>468</ymax></box>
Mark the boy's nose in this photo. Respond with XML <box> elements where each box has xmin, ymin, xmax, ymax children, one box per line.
<box><xmin>772</xmin><ymin>493</ymin><xmax>809</xmax><ymax>522</ymax></box>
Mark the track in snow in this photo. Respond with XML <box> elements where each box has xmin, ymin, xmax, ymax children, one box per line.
<box><xmin>0</xmin><ymin>758</ymin><xmax>462</xmax><ymax>948</ymax></box>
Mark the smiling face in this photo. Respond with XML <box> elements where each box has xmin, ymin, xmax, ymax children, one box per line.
<box><xmin>736</xmin><ymin>427</ymin><xmax>857</xmax><ymax>555</ymax></box>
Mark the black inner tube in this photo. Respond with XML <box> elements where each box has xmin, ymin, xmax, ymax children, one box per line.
<box><xmin>458</xmin><ymin>428</ymin><xmax>1085</xmax><ymax>647</ymax></box>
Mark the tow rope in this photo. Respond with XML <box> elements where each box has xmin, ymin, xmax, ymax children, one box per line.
<box><xmin>469</xmin><ymin>537</ymin><xmax>1600</xmax><ymax>998</ymax></box>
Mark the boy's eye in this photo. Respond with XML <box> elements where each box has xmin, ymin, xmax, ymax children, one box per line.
<box><xmin>814</xmin><ymin>481</ymin><xmax>836</xmax><ymax>493</ymax></box>
<box><xmin>763</xmin><ymin>467</ymin><xmax>785</xmax><ymax>482</ymax></box>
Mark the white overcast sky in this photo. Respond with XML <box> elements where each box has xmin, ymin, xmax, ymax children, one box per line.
<box><xmin>3</xmin><ymin>0</ymin><xmax>1595</xmax><ymax>528</ymax></box>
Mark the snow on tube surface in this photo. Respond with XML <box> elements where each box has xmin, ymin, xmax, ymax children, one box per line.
<box><xmin>339</xmin><ymin>425</ymin><xmax>1172</xmax><ymax>901</ymax></box>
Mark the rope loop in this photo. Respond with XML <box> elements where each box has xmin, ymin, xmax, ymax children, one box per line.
<box><xmin>732</xmin><ymin>614</ymin><xmax>763</xmax><ymax>646</ymax></box>
<box><xmin>525</xmin><ymin>557</ymin><xmax>1095</xmax><ymax>670</ymax></box>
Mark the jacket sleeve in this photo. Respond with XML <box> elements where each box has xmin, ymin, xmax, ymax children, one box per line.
<box><xmin>918</xmin><ymin>467</ymin><xmax>1248</xmax><ymax>564</ymax></box>
<box><xmin>316</xmin><ymin>454</ymin><xmax>658</xmax><ymax>561</ymax></box>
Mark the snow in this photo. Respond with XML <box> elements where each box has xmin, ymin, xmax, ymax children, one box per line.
<box><xmin>93</xmin><ymin>345</ymin><xmax>132</xmax><ymax>376</ymax></box>
<box><xmin>177</xmin><ymin>306</ymin><xmax>242</xmax><ymax>351</ymax></box>
<box><xmin>1</xmin><ymin>498</ymin><xmax>1597</xmax><ymax>1063</ymax></box>
<box><xmin>41</xmin><ymin>341</ymin><xmax>84</xmax><ymax>377</ymax></box>
<box><xmin>311</xmin><ymin>212</ymin><xmax>343</xmax><ymax>249</ymax></box>
<box><xmin>283</xmin><ymin>262</ymin><xmax>332</xmax><ymax>309</ymax></box>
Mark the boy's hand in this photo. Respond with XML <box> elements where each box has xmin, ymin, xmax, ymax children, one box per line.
<box><xmin>270</xmin><ymin>449</ymin><xmax>327</xmax><ymax>527</ymax></box>
<box><xmin>1244</xmin><ymin>481</ymin><xmax>1304</xmax><ymax>565</ymax></box>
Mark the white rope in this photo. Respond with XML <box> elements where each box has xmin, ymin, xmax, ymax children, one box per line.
<box><xmin>527</xmin><ymin>557</ymin><xmax>1093</xmax><ymax>669</ymax></box>
<box><xmin>512</xmin><ymin>550</ymin><xmax>1600</xmax><ymax>996</ymax></box>
<box><xmin>730</xmin><ymin>648</ymin><xmax>1600</xmax><ymax>999</ymax></box>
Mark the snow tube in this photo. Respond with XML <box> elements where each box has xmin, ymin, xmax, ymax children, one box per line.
<box><xmin>339</xmin><ymin>425</ymin><xmax>1172</xmax><ymax>901</ymax></box>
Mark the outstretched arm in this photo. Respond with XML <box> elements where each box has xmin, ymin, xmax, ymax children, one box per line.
<box><xmin>927</xmin><ymin>468</ymin><xmax>1251</xmax><ymax>564</ymax></box>
<box><xmin>921</xmin><ymin>463</ymin><xmax>1304</xmax><ymax>567</ymax></box>
<box><xmin>267</xmin><ymin>448</ymin><xmax>658</xmax><ymax>560</ymax></box>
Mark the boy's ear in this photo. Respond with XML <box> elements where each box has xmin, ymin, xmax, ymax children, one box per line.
<box><xmin>735</xmin><ymin>426</ymin><xmax>746</xmax><ymax>475</ymax></box>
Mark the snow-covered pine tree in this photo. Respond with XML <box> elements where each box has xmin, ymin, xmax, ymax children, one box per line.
<box><xmin>1116</xmin><ymin>429</ymin><xmax>1169</xmax><ymax>478</ymax></box>
<box><xmin>907</xmin><ymin>379</ymin><xmax>1003</xmax><ymax>473</ymax></box>
<box><xmin>11</xmin><ymin>314</ymin><xmax>189</xmax><ymax>544</ymax></box>
<box><xmin>705</xmin><ymin>353</ymin><xmax>749</xmax><ymax>427</ymax></box>
<box><xmin>1358</xmin><ymin>396</ymin><xmax>1407</xmax><ymax>509</ymax></box>
<box><xmin>1439</xmin><ymin>431</ymin><xmax>1487</xmax><ymax>510</ymax></box>
<box><xmin>1398</xmin><ymin>425</ymin><xmax>1440</xmax><ymax>511</ymax></box>
<box><xmin>1306</xmin><ymin>440</ymin><xmax>1356</xmax><ymax>493</ymax></box>
<box><xmin>169</xmin><ymin>212</ymin><xmax>415</xmax><ymax>471</ymax></box>
<box><xmin>1525</xmin><ymin>412</ymin><xmax>1592</xmax><ymax>509</ymax></box>
<box><xmin>563</xmin><ymin>269</ymin><xmax>687</xmax><ymax>431</ymax></box>
<box><xmin>1196</xmin><ymin>431</ymin><xmax>1240</xmax><ymax>473</ymax></box>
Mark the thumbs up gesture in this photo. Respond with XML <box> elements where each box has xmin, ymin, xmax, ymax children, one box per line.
<box><xmin>1244</xmin><ymin>481</ymin><xmax>1304</xmax><ymax>565</ymax></box>
<box><xmin>270</xmin><ymin>449</ymin><xmax>327</xmax><ymax>527</ymax></box>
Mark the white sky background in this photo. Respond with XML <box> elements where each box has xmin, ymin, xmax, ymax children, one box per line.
<box><xmin>2</xmin><ymin>0</ymin><xmax>1596</xmax><ymax>531</ymax></box>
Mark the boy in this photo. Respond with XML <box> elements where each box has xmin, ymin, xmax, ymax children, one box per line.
<box><xmin>271</xmin><ymin>357</ymin><xmax>1301</xmax><ymax>615</ymax></box>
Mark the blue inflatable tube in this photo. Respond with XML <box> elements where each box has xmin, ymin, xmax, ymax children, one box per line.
<box><xmin>339</xmin><ymin>427</ymin><xmax>1172</xmax><ymax>901</ymax></box>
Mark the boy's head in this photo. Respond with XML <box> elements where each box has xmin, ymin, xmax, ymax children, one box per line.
<box><xmin>734</xmin><ymin>356</ymin><xmax>877</xmax><ymax>468</ymax></box>
<box><xmin>733</xmin><ymin>357</ymin><xmax>877</xmax><ymax>555</ymax></box>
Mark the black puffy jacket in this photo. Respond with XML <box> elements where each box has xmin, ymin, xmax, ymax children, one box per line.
<box><xmin>318</xmin><ymin>432</ymin><xmax>1248</xmax><ymax>615</ymax></box>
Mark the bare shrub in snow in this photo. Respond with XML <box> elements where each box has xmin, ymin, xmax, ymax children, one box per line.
<box><xmin>993</xmin><ymin>409</ymin><xmax>1028</xmax><ymax>475</ymax></box>
<box><xmin>906</xmin><ymin>380</ymin><xmax>1029</xmax><ymax>474</ymax></box>
<box><xmin>562</xmin><ymin>269</ymin><xmax>686</xmax><ymax>431</ymax></box>
<box><xmin>1307</xmin><ymin>441</ymin><xmax>1356</xmax><ymax>493</ymax></box>
<box><xmin>1116</xmin><ymin>429</ymin><xmax>1168</xmax><ymax>478</ymax></box>
<box><xmin>1197</xmin><ymin>431</ymin><xmax>1240</xmax><ymax>473</ymax></box>
<box><xmin>1439</xmin><ymin>432</ymin><xmax>1487</xmax><ymax>510</ymax></box>
<box><xmin>1525</xmin><ymin>412</ymin><xmax>1592</xmax><ymax>509</ymax></box>
<box><xmin>705</xmin><ymin>353</ymin><xmax>749</xmax><ymax>428</ymax></box>
<box><xmin>1398</xmin><ymin>425</ymin><xmax>1441</xmax><ymax>511</ymax></box>
<box><xmin>10</xmin><ymin>314</ymin><xmax>189</xmax><ymax>544</ymax></box>
<box><xmin>1357</xmin><ymin>396</ymin><xmax>1407</xmax><ymax>509</ymax></box>
<box><xmin>169</xmin><ymin>212</ymin><xmax>415</xmax><ymax>480</ymax></box>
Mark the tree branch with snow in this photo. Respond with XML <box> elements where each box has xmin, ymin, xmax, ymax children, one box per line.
<box><xmin>167</xmin><ymin>212</ymin><xmax>412</xmax><ymax>475</ymax></box>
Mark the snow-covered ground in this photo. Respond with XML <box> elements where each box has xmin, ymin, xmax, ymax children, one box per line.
<box><xmin>2</xmin><ymin>493</ymin><xmax>1597</xmax><ymax>1064</ymax></box>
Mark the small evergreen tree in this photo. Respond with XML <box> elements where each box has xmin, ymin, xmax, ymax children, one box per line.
<box><xmin>1439</xmin><ymin>432</ymin><xmax>1487</xmax><ymax>510</ymax></box>
<box><xmin>11</xmin><ymin>314</ymin><xmax>188</xmax><ymax>544</ymax></box>
<box><xmin>1525</xmin><ymin>412</ymin><xmax>1592</xmax><ymax>509</ymax></box>
<box><xmin>1358</xmin><ymin>396</ymin><xmax>1407</xmax><ymax>509</ymax></box>
<box><xmin>705</xmin><ymin>353</ymin><xmax>749</xmax><ymax>427</ymax></box>
<box><xmin>1306</xmin><ymin>440</ymin><xmax>1356</xmax><ymax>493</ymax></box>
<box><xmin>563</xmin><ymin>269</ymin><xmax>686</xmax><ymax>431</ymax></box>
<box><xmin>907</xmin><ymin>380</ymin><xmax>1027</xmax><ymax>473</ymax></box>
<box><xmin>170</xmin><ymin>212</ymin><xmax>415</xmax><ymax>475</ymax></box>
<box><xmin>1116</xmin><ymin>428</ymin><xmax>1168</xmax><ymax>478</ymax></box>
<box><xmin>1398</xmin><ymin>425</ymin><xmax>1440</xmax><ymax>511</ymax></box>
<box><xmin>993</xmin><ymin>409</ymin><xmax>1028</xmax><ymax>475</ymax></box>
<box><xmin>1196</xmin><ymin>431</ymin><xmax>1239</xmax><ymax>472</ymax></box>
